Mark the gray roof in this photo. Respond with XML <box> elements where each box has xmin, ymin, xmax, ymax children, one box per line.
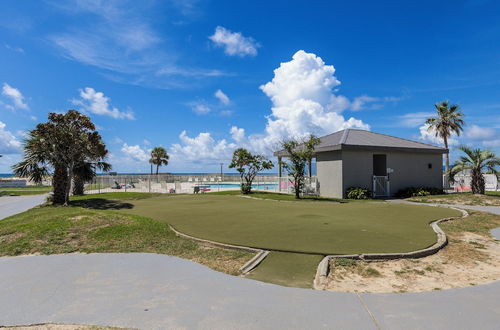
<box><xmin>274</xmin><ymin>129</ymin><xmax>447</xmax><ymax>156</ymax></box>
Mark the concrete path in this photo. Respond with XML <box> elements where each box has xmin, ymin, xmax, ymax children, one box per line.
<box><xmin>0</xmin><ymin>253</ymin><xmax>499</xmax><ymax>330</ymax></box>
<box><xmin>386</xmin><ymin>199</ymin><xmax>500</xmax><ymax>215</ymax></box>
<box><xmin>0</xmin><ymin>194</ymin><xmax>48</xmax><ymax>220</ymax></box>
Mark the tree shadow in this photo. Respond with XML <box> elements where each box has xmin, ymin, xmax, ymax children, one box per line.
<box><xmin>70</xmin><ymin>198</ymin><xmax>134</xmax><ymax>210</ymax></box>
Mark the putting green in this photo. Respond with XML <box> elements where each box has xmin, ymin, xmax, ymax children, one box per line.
<box><xmin>120</xmin><ymin>194</ymin><xmax>461</xmax><ymax>255</ymax></box>
<box><xmin>246</xmin><ymin>252</ymin><xmax>324</xmax><ymax>288</ymax></box>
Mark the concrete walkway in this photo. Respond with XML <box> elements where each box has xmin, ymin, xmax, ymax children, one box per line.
<box><xmin>0</xmin><ymin>194</ymin><xmax>48</xmax><ymax>220</ymax></box>
<box><xmin>0</xmin><ymin>253</ymin><xmax>499</xmax><ymax>330</ymax></box>
<box><xmin>386</xmin><ymin>199</ymin><xmax>500</xmax><ymax>215</ymax></box>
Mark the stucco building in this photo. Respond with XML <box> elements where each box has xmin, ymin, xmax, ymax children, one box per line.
<box><xmin>276</xmin><ymin>129</ymin><xmax>446</xmax><ymax>198</ymax></box>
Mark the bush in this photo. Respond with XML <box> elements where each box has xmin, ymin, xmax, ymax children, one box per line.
<box><xmin>240</xmin><ymin>183</ymin><xmax>252</xmax><ymax>194</ymax></box>
<box><xmin>346</xmin><ymin>187</ymin><xmax>372</xmax><ymax>199</ymax></box>
<box><xmin>396</xmin><ymin>187</ymin><xmax>444</xmax><ymax>198</ymax></box>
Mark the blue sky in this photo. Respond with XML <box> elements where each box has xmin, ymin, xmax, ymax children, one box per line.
<box><xmin>0</xmin><ymin>0</ymin><xmax>499</xmax><ymax>173</ymax></box>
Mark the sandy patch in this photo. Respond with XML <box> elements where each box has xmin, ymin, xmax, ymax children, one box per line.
<box><xmin>325</xmin><ymin>232</ymin><xmax>500</xmax><ymax>293</ymax></box>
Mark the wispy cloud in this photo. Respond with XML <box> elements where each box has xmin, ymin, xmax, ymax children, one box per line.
<box><xmin>465</xmin><ymin>124</ymin><xmax>497</xmax><ymax>140</ymax></box>
<box><xmin>350</xmin><ymin>95</ymin><xmax>403</xmax><ymax>111</ymax></box>
<box><xmin>189</xmin><ymin>102</ymin><xmax>211</xmax><ymax>115</ymax></box>
<box><xmin>48</xmin><ymin>1</ymin><xmax>225</xmax><ymax>88</ymax></box>
<box><xmin>209</xmin><ymin>26</ymin><xmax>259</xmax><ymax>57</ymax></box>
<box><xmin>4</xmin><ymin>44</ymin><xmax>25</xmax><ymax>54</ymax></box>
<box><xmin>398</xmin><ymin>112</ymin><xmax>434</xmax><ymax>127</ymax></box>
<box><xmin>214</xmin><ymin>89</ymin><xmax>230</xmax><ymax>105</ymax></box>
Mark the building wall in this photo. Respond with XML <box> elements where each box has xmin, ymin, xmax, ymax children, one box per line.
<box><xmin>385</xmin><ymin>152</ymin><xmax>443</xmax><ymax>193</ymax></box>
<box><xmin>316</xmin><ymin>151</ymin><xmax>343</xmax><ymax>198</ymax></box>
<box><xmin>316</xmin><ymin>150</ymin><xmax>444</xmax><ymax>198</ymax></box>
<box><xmin>341</xmin><ymin>150</ymin><xmax>374</xmax><ymax>196</ymax></box>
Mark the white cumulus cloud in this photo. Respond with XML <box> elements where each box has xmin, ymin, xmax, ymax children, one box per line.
<box><xmin>230</xmin><ymin>126</ymin><xmax>245</xmax><ymax>143</ymax></box>
<box><xmin>215</xmin><ymin>89</ymin><xmax>230</xmax><ymax>105</ymax></box>
<box><xmin>418</xmin><ymin>124</ymin><xmax>458</xmax><ymax>146</ymax></box>
<box><xmin>209</xmin><ymin>26</ymin><xmax>259</xmax><ymax>57</ymax></box>
<box><xmin>1</xmin><ymin>83</ymin><xmax>29</xmax><ymax>110</ymax></box>
<box><xmin>0</xmin><ymin>121</ymin><xmax>21</xmax><ymax>154</ymax></box>
<box><xmin>252</xmin><ymin>50</ymin><xmax>369</xmax><ymax>152</ymax></box>
<box><xmin>170</xmin><ymin>130</ymin><xmax>236</xmax><ymax>165</ymax></box>
<box><xmin>121</xmin><ymin>143</ymin><xmax>149</xmax><ymax>162</ymax></box>
<box><xmin>73</xmin><ymin>87</ymin><xmax>134</xmax><ymax>120</ymax></box>
<box><xmin>170</xmin><ymin>50</ymin><xmax>371</xmax><ymax>167</ymax></box>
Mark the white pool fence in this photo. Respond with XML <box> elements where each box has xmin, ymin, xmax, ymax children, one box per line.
<box><xmin>84</xmin><ymin>174</ymin><xmax>319</xmax><ymax>195</ymax></box>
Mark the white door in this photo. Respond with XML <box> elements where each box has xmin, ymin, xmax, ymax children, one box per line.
<box><xmin>373</xmin><ymin>176</ymin><xmax>389</xmax><ymax>197</ymax></box>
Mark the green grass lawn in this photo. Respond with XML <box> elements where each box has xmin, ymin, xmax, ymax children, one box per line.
<box><xmin>0</xmin><ymin>201</ymin><xmax>252</xmax><ymax>275</ymax></box>
<box><xmin>408</xmin><ymin>191</ymin><xmax>500</xmax><ymax>206</ymax></box>
<box><xmin>0</xmin><ymin>186</ymin><xmax>52</xmax><ymax>196</ymax></box>
<box><xmin>120</xmin><ymin>194</ymin><xmax>461</xmax><ymax>255</ymax></box>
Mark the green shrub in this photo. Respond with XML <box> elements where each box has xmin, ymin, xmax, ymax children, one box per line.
<box><xmin>396</xmin><ymin>187</ymin><xmax>444</xmax><ymax>198</ymax></box>
<box><xmin>240</xmin><ymin>183</ymin><xmax>252</xmax><ymax>194</ymax></box>
<box><xmin>346</xmin><ymin>187</ymin><xmax>372</xmax><ymax>199</ymax></box>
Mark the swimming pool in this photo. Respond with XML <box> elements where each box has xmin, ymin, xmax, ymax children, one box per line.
<box><xmin>196</xmin><ymin>183</ymin><xmax>279</xmax><ymax>190</ymax></box>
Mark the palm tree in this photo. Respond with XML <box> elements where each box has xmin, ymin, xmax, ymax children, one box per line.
<box><xmin>12</xmin><ymin>110</ymin><xmax>109</xmax><ymax>205</ymax></box>
<box><xmin>426</xmin><ymin>101</ymin><xmax>464</xmax><ymax>174</ymax></box>
<box><xmin>72</xmin><ymin>160</ymin><xmax>111</xmax><ymax>195</ymax></box>
<box><xmin>149</xmin><ymin>147</ymin><xmax>169</xmax><ymax>175</ymax></box>
<box><xmin>448</xmin><ymin>146</ymin><xmax>500</xmax><ymax>194</ymax></box>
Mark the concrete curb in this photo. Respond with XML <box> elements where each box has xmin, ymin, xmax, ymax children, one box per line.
<box><xmin>313</xmin><ymin>206</ymin><xmax>469</xmax><ymax>290</ymax></box>
<box><xmin>239</xmin><ymin>250</ymin><xmax>270</xmax><ymax>274</ymax></box>
<box><xmin>168</xmin><ymin>224</ymin><xmax>269</xmax><ymax>274</ymax></box>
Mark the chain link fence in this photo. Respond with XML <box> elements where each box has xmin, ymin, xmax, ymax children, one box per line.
<box><xmin>84</xmin><ymin>174</ymin><xmax>319</xmax><ymax>195</ymax></box>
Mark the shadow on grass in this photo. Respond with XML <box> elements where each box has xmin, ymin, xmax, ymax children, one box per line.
<box><xmin>70</xmin><ymin>198</ymin><xmax>134</xmax><ymax>210</ymax></box>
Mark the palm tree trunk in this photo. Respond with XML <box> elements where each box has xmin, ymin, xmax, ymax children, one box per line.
<box><xmin>308</xmin><ymin>159</ymin><xmax>312</xmax><ymax>179</ymax></box>
<box><xmin>471</xmin><ymin>169</ymin><xmax>485</xmax><ymax>194</ymax></box>
<box><xmin>72</xmin><ymin>175</ymin><xmax>85</xmax><ymax>196</ymax></box>
<box><xmin>443</xmin><ymin>136</ymin><xmax>449</xmax><ymax>174</ymax></box>
<box><xmin>65</xmin><ymin>163</ymin><xmax>74</xmax><ymax>205</ymax></box>
<box><xmin>156</xmin><ymin>165</ymin><xmax>159</xmax><ymax>175</ymax></box>
<box><xmin>52</xmin><ymin>165</ymin><xmax>68</xmax><ymax>205</ymax></box>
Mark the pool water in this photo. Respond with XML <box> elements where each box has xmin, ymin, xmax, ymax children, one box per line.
<box><xmin>197</xmin><ymin>183</ymin><xmax>279</xmax><ymax>190</ymax></box>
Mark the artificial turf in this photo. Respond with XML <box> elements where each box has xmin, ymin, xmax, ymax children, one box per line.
<box><xmin>246</xmin><ymin>252</ymin><xmax>324</xmax><ymax>288</ymax></box>
<box><xmin>120</xmin><ymin>194</ymin><xmax>462</xmax><ymax>255</ymax></box>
